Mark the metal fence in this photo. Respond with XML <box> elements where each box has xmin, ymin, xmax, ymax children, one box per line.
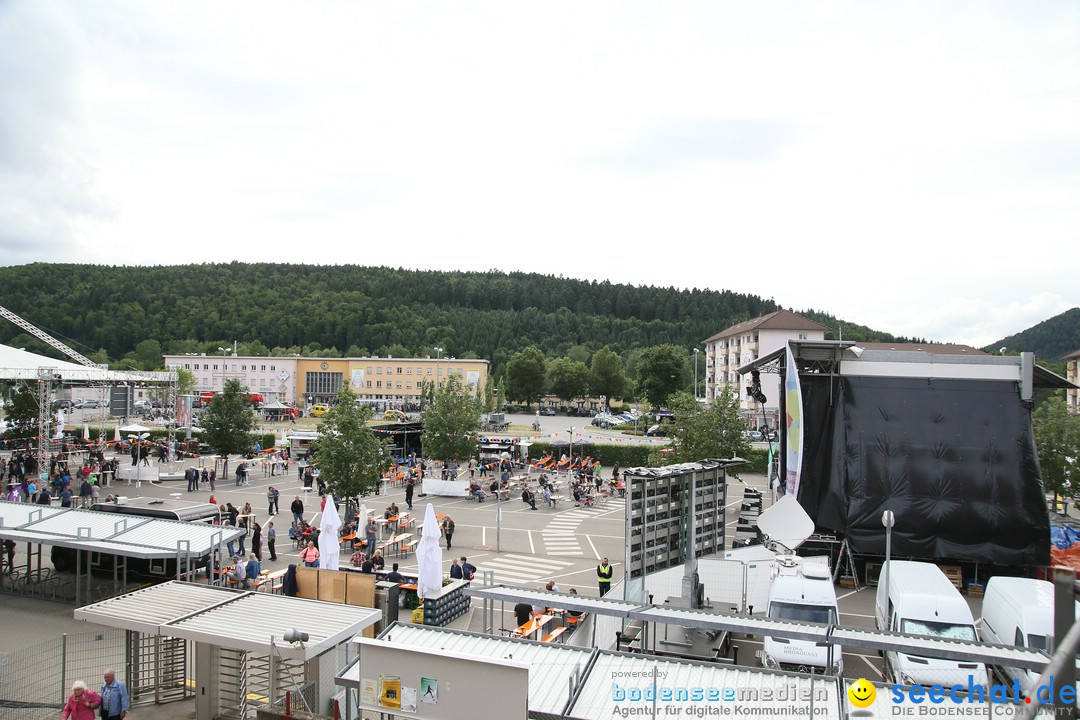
<box><xmin>0</xmin><ymin>628</ymin><xmax>127</xmax><ymax>720</ymax></box>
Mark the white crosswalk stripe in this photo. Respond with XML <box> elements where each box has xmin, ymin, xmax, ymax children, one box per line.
<box><xmin>542</xmin><ymin>531</ymin><xmax>585</xmax><ymax>556</ymax></box>
<box><xmin>479</xmin><ymin>554</ymin><xmax>575</xmax><ymax>585</ymax></box>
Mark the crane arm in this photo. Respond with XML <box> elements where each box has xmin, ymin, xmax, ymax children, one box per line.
<box><xmin>0</xmin><ymin>304</ymin><xmax>103</xmax><ymax>368</ymax></box>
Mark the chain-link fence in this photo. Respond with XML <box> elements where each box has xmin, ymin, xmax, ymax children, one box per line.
<box><xmin>0</xmin><ymin>628</ymin><xmax>127</xmax><ymax>720</ymax></box>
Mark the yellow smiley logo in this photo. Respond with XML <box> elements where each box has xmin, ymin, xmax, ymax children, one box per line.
<box><xmin>847</xmin><ymin>678</ymin><xmax>876</xmax><ymax>709</ymax></box>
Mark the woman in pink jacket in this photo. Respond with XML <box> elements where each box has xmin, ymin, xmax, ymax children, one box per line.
<box><xmin>61</xmin><ymin>680</ymin><xmax>101</xmax><ymax>720</ymax></box>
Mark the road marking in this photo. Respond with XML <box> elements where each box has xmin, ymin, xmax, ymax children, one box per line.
<box><xmin>861</xmin><ymin>655</ymin><xmax>884</xmax><ymax>679</ymax></box>
<box><xmin>528</xmin><ymin>530</ymin><xmax>535</xmax><ymax>554</ymax></box>
<box><xmin>586</xmin><ymin>534</ymin><xmax>601</xmax><ymax>559</ymax></box>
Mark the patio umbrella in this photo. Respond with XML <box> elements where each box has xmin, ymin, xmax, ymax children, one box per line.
<box><xmin>416</xmin><ymin>503</ymin><xmax>443</xmax><ymax>599</ymax></box>
<box><xmin>119</xmin><ymin>423</ymin><xmax>151</xmax><ymax>433</ymax></box>
<box><xmin>319</xmin><ymin>497</ymin><xmax>342</xmax><ymax>571</ymax></box>
<box><xmin>83</xmin><ymin>424</ymin><xmax>90</xmax><ymax>441</ymax></box>
<box><xmin>113</xmin><ymin>425</ymin><xmax>121</xmax><ymax>443</ymax></box>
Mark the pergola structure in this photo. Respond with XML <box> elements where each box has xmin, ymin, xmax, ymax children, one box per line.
<box><xmin>0</xmin><ymin>500</ymin><xmax>243</xmax><ymax>605</ymax></box>
<box><xmin>76</xmin><ymin>581</ymin><xmax>382</xmax><ymax>719</ymax></box>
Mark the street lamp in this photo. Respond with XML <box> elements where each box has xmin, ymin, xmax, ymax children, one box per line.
<box><xmin>882</xmin><ymin>510</ymin><xmax>895</xmax><ymax>611</ymax></box>
<box><xmin>693</xmin><ymin>348</ymin><xmax>700</xmax><ymax>401</ymax></box>
<box><xmin>433</xmin><ymin>347</ymin><xmax>443</xmax><ymax>391</ymax></box>
<box><xmin>217</xmin><ymin>346</ymin><xmax>228</xmax><ymax>386</ymax></box>
<box><xmin>567</xmin><ymin>426</ymin><xmax>575</xmax><ymax>480</ymax></box>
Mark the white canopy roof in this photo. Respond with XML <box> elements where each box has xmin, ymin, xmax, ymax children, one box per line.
<box><xmin>76</xmin><ymin>581</ymin><xmax>382</xmax><ymax>660</ymax></box>
<box><xmin>0</xmin><ymin>501</ymin><xmax>243</xmax><ymax>559</ymax></box>
<box><xmin>0</xmin><ymin>342</ymin><xmax>175</xmax><ymax>383</ymax></box>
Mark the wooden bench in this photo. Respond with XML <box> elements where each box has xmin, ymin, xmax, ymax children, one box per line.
<box><xmin>542</xmin><ymin>627</ymin><xmax>568</xmax><ymax>643</ymax></box>
<box><xmin>399</xmin><ymin>540</ymin><xmax>417</xmax><ymax>557</ymax></box>
<box><xmin>937</xmin><ymin>564</ymin><xmax>963</xmax><ymax>589</ymax></box>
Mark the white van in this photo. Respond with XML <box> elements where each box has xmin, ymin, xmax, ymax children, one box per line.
<box><xmin>875</xmin><ymin>561</ymin><xmax>988</xmax><ymax>687</ymax></box>
<box><xmin>762</xmin><ymin>556</ymin><xmax>842</xmax><ymax>674</ymax></box>
<box><xmin>980</xmin><ymin>576</ymin><xmax>1074</xmax><ymax>694</ymax></box>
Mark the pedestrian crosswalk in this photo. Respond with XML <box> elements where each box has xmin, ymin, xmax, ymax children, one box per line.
<box><xmin>478</xmin><ymin>553</ymin><xmax>576</xmax><ymax>586</ymax></box>
<box><xmin>540</xmin><ymin>505</ymin><xmax>615</xmax><ymax>557</ymax></box>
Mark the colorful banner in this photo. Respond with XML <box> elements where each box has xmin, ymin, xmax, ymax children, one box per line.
<box><xmin>784</xmin><ymin>343</ymin><xmax>804</xmax><ymax>499</ymax></box>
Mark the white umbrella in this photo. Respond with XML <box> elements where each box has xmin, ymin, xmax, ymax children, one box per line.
<box><xmin>113</xmin><ymin>425</ymin><xmax>121</xmax><ymax>443</ymax></box>
<box><xmin>119</xmin><ymin>423</ymin><xmax>151</xmax><ymax>433</ymax></box>
<box><xmin>319</xmin><ymin>497</ymin><xmax>342</xmax><ymax>571</ymax></box>
<box><xmin>83</xmin><ymin>424</ymin><xmax>90</xmax><ymax>441</ymax></box>
<box><xmin>416</xmin><ymin>503</ymin><xmax>443</xmax><ymax>599</ymax></box>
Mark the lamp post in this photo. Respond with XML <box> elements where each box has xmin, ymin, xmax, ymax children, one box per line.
<box><xmin>217</xmin><ymin>346</ymin><xmax>228</xmax><ymax>388</ymax></box>
<box><xmin>882</xmin><ymin>510</ymin><xmax>895</xmax><ymax>612</ymax></box>
<box><xmin>567</xmin><ymin>426</ymin><xmax>575</xmax><ymax>480</ymax></box>
<box><xmin>433</xmin><ymin>347</ymin><xmax>443</xmax><ymax>392</ymax></box>
<box><xmin>693</xmin><ymin>348</ymin><xmax>700</xmax><ymax>401</ymax></box>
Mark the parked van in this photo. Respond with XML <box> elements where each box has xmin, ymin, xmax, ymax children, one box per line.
<box><xmin>980</xmin><ymin>576</ymin><xmax>1074</xmax><ymax>694</ymax></box>
<box><xmin>875</xmin><ymin>561</ymin><xmax>988</xmax><ymax>687</ymax></box>
<box><xmin>310</xmin><ymin>405</ymin><xmax>329</xmax><ymax>417</ymax></box>
<box><xmin>762</xmin><ymin>556</ymin><xmax>842</xmax><ymax>674</ymax></box>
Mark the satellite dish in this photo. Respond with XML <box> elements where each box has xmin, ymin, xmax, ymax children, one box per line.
<box><xmin>756</xmin><ymin>494</ymin><xmax>814</xmax><ymax>553</ymax></box>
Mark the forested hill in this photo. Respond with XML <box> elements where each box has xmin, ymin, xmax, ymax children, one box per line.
<box><xmin>0</xmin><ymin>263</ymin><xmax>903</xmax><ymax>369</ymax></box>
<box><xmin>986</xmin><ymin>308</ymin><xmax>1080</xmax><ymax>362</ymax></box>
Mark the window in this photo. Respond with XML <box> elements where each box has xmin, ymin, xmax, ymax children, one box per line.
<box><xmin>406</xmin><ymin>368</ymin><xmax>413</xmax><ymax>374</ymax></box>
<box><xmin>184</xmin><ymin>364</ymin><xmax>190</xmax><ymax>370</ymax></box>
<box><xmin>397</xmin><ymin>367</ymin><xmax>402</xmax><ymax>374</ymax></box>
<box><xmin>260</xmin><ymin>378</ymin><xmax>267</xmax><ymax>387</ymax></box>
<box><xmin>377</xmin><ymin>367</ymin><xmax>383</xmax><ymax>374</ymax></box>
<box><xmin>213</xmin><ymin>364</ymin><xmax>218</xmax><ymax>370</ymax></box>
<box><xmin>270</xmin><ymin>365</ymin><xmax>275</xmax><ymax>371</ymax></box>
<box><xmin>427</xmin><ymin>368</ymin><xmax>432</xmax><ymax>375</ymax></box>
<box><xmin>376</xmin><ymin>381</ymin><xmax>382</xmax><ymax>388</ymax></box>
<box><xmin>242</xmin><ymin>365</ymin><xmax>247</xmax><ymax>371</ymax></box>
<box><xmin>798</xmin><ymin>333</ymin><xmax>808</xmax><ymax>340</ymax></box>
<box><xmin>261</xmin><ymin>365</ymin><xmax>266</xmax><ymax>371</ymax></box>
<box><xmin>269</xmin><ymin>379</ymin><xmax>276</xmax><ymax>387</ymax></box>
<box><xmin>396</xmin><ymin>382</ymin><xmax>402</xmax><ymax>389</ymax></box>
<box><xmin>366</xmin><ymin>381</ymin><xmax>372</xmax><ymax>388</ymax></box>
<box><xmin>406</xmin><ymin>382</ymin><xmax>412</xmax><ymax>389</ymax></box>
<box><xmin>304</xmin><ymin>371</ymin><xmax>343</xmax><ymax>396</ymax></box>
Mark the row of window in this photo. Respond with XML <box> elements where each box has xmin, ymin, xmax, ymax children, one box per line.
<box><xmin>199</xmin><ymin>378</ymin><xmax>278</xmax><ymax>388</ymax></box>
<box><xmin>181</xmin><ymin>363</ymin><xmax>278</xmax><ymax>372</ymax></box>
<box><xmin>365</xmin><ymin>380</ymin><xmax>432</xmax><ymax>390</ymax></box>
<box><xmin>367</xmin><ymin>366</ymin><xmax>464</xmax><ymax>376</ymax></box>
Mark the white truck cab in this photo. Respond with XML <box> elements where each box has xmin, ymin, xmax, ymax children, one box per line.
<box><xmin>875</xmin><ymin>560</ymin><xmax>988</xmax><ymax>687</ymax></box>
<box><xmin>762</xmin><ymin>556</ymin><xmax>842</xmax><ymax>674</ymax></box>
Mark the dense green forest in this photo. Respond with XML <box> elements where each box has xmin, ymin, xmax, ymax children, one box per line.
<box><xmin>986</xmin><ymin>307</ymin><xmax>1080</xmax><ymax>362</ymax></box>
<box><xmin>0</xmin><ymin>262</ymin><xmax>909</xmax><ymax>371</ymax></box>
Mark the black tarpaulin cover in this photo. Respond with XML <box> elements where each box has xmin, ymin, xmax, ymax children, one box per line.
<box><xmin>797</xmin><ymin>374</ymin><xmax>1050</xmax><ymax>565</ymax></box>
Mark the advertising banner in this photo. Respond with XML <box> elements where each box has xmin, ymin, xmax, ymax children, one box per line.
<box><xmin>784</xmin><ymin>343</ymin><xmax>803</xmax><ymax>499</ymax></box>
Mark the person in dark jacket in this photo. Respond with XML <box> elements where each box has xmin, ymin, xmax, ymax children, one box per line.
<box><xmin>449</xmin><ymin>558</ymin><xmax>463</xmax><ymax>579</ymax></box>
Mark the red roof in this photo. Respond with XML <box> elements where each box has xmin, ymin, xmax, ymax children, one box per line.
<box><xmin>704</xmin><ymin>310</ymin><xmax>828</xmax><ymax>342</ymax></box>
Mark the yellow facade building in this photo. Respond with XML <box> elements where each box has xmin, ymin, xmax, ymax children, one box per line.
<box><xmin>298</xmin><ymin>356</ymin><xmax>489</xmax><ymax>408</ymax></box>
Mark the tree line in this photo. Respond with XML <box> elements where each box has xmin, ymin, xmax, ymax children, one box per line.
<box><xmin>0</xmin><ymin>262</ymin><xmax>911</xmax><ymax>378</ymax></box>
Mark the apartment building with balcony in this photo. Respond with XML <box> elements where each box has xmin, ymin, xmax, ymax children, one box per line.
<box><xmin>703</xmin><ymin>310</ymin><xmax>828</xmax><ymax>423</ymax></box>
<box><xmin>165</xmin><ymin>354</ymin><xmax>300</xmax><ymax>404</ymax></box>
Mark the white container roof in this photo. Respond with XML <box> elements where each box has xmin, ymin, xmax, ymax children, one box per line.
<box><xmin>76</xmin><ymin>581</ymin><xmax>381</xmax><ymax>661</ymax></box>
<box><xmin>371</xmin><ymin>623</ymin><xmax>594</xmax><ymax>715</ymax></box>
<box><xmin>0</xmin><ymin>501</ymin><xmax>243</xmax><ymax>559</ymax></box>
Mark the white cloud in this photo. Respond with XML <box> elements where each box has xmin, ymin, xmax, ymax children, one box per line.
<box><xmin>0</xmin><ymin>0</ymin><xmax>1077</xmax><ymax>344</ymax></box>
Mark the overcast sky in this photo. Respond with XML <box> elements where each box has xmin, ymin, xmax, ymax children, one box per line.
<box><xmin>1</xmin><ymin>1</ymin><xmax>1077</xmax><ymax>348</ymax></box>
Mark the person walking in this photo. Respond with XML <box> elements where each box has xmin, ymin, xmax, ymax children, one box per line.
<box><xmin>404</xmin><ymin>474</ymin><xmax>415</xmax><ymax>510</ymax></box>
<box><xmin>61</xmin><ymin>680</ymin><xmax>100</xmax><ymax>720</ymax></box>
<box><xmin>291</xmin><ymin>496</ymin><xmax>304</xmax><ymax>526</ymax></box>
<box><xmin>208</xmin><ymin>469</ymin><xmax>216</xmax><ymax>491</ymax></box>
<box><xmin>267</xmin><ymin>486</ymin><xmax>277</xmax><ymax>516</ymax></box>
<box><xmin>442</xmin><ymin>515</ymin><xmax>455</xmax><ymax>550</ymax></box>
<box><xmin>99</xmin><ymin>669</ymin><xmax>130</xmax><ymax>720</ymax></box>
<box><xmin>266</xmin><ymin>521</ymin><xmax>277</xmax><ymax>561</ymax></box>
<box><xmin>597</xmin><ymin>557</ymin><xmax>613</xmax><ymax>597</ymax></box>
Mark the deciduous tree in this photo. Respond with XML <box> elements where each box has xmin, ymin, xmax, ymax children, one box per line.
<box><xmin>421</xmin><ymin>374</ymin><xmax>482</xmax><ymax>464</ymax></box>
<box><xmin>1034</xmin><ymin>396</ymin><xmax>1080</xmax><ymax>504</ymax></box>
<box><xmin>548</xmin><ymin>358</ymin><xmax>590</xmax><ymax>404</ymax></box>
<box><xmin>314</xmin><ymin>384</ymin><xmax>394</xmax><ymax>498</ymax></box>
<box><xmin>506</xmin><ymin>346</ymin><xmax>547</xmax><ymax>408</ymax></box>
<box><xmin>590</xmin><ymin>346</ymin><xmax>627</xmax><ymax>402</ymax></box>
<box><xmin>636</xmin><ymin>345</ymin><xmax>689</xmax><ymax>408</ymax></box>
<box><xmin>661</xmin><ymin>390</ymin><xmax>750</xmax><ymax>467</ymax></box>
<box><xmin>202</xmin><ymin>378</ymin><xmax>257</xmax><ymax>478</ymax></box>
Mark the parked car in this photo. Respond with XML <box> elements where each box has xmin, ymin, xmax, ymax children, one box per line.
<box><xmin>645</xmin><ymin>424</ymin><xmax>667</xmax><ymax>437</ymax></box>
<box><xmin>540</xmin><ymin>406</ymin><xmax>556</xmax><ymax>416</ymax></box>
<box><xmin>82</xmin><ymin>400</ymin><xmax>100</xmax><ymax>410</ymax></box>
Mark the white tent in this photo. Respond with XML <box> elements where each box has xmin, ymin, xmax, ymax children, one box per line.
<box><xmin>319</xmin><ymin>497</ymin><xmax>342</xmax><ymax>571</ymax></box>
<box><xmin>119</xmin><ymin>423</ymin><xmax>152</xmax><ymax>433</ymax></box>
<box><xmin>416</xmin><ymin>503</ymin><xmax>443</xmax><ymax>599</ymax></box>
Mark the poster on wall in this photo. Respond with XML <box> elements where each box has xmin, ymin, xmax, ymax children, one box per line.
<box><xmin>361</xmin><ymin>678</ymin><xmax>376</xmax><ymax>705</ymax></box>
<box><xmin>421</xmin><ymin>677</ymin><xmax>438</xmax><ymax>704</ymax></box>
<box><xmin>466</xmin><ymin>371</ymin><xmax>479</xmax><ymax>388</ymax></box>
<box><xmin>401</xmin><ymin>687</ymin><xmax>417</xmax><ymax>713</ymax></box>
<box><xmin>379</xmin><ymin>676</ymin><xmax>401</xmax><ymax>710</ymax></box>
<box><xmin>784</xmin><ymin>343</ymin><xmax>804</xmax><ymax>499</ymax></box>
<box><xmin>351</xmin><ymin>369</ymin><xmax>365</xmax><ymax>388</ymax></box>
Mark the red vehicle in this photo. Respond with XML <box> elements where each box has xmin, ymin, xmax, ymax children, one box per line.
<box><xmin>194</xmin><ymin>391</ymin><xmax>264</xmax><ymax>408</ymax></box>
